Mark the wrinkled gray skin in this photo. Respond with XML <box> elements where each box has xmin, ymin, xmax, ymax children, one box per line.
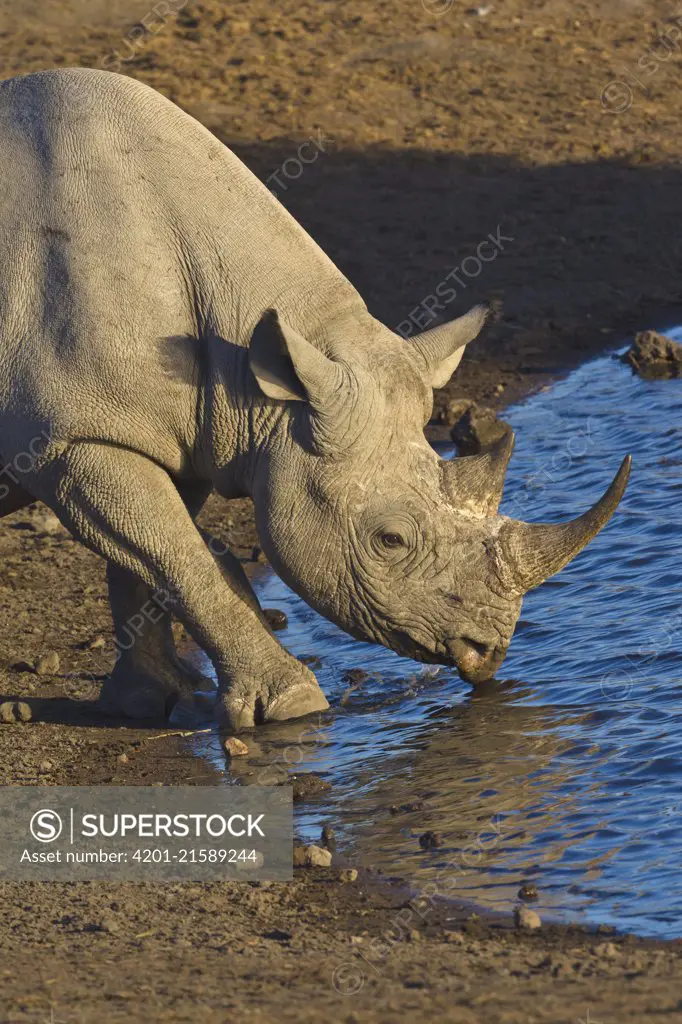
<box><xmin>0</xmin><ymin>69</ymin><xmax>630</xmax><ymax>730</ymax></box>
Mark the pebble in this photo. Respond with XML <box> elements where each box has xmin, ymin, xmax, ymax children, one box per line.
<box><xmin>514</xmin><ymin>906</ymin><xmax>542</xmax><ymax>930</ymax></box>
<box><xmin>224</xmin><ymin>736</ymin><xmax>249</xmax><ymax>758</ymax></box>
<box><xmin>293</xmin><ymin>844</ymin><xmax>333</xmax><ymax>868</ymax></box>
<box><xmin>624</xmin><ymin>329</ymin><xmax>682</xmax><ymax>378</ymax></box>
<box><xmin>263</xmin><ymin>608</ymin><xmax>288</xmax><ymax>631</ymax></box>
<box><xmin>518</xmin><ymin>881</ymin><xmax>538</xmax><ymax>901</ymax></box>
<box><xmin>0</xmin><ymin>701</ymin><xmax>32</xmax><ymax>724</ymax></box>
<box><xmin>343</xmin><ymin>668</ymin><xmax>369</xmax><ymax>685</ymax></box>
<box><xmin>290</xmin><ymin>773</ymin><xmax>332</xmax><ymax>801</ymax></box>
<box><xmin>0</xmin><ymin>702</ymin><xmax>16</xmax><ymax>724</ymax></box>
<box><xmin>35</xmin><ymin>511</ymin><xmax>62</xmax><ymax>535</ymax></box>
<box><xmin>419</xmin><ymin>831</ymin><xmax>443</xmax><ymax>850</ymax></box>
<box><xmin>35</xmin><ymin>652</ymin><xmax>60</xmax><ymax>676</ymax></box>
<box><xmin>441</xmin><ymin>398</ymin><xmax>473</xmax><ymax>427</ymax></box>
<box><xmin>338</xmin><ymin>868</ymin><xmax>358</xmax><ymax>883</ymax></box>
<box><xmin>171</xmin><ymin>622</ymin><xmax>187</xmax><ymax>643</ymax></box>
<box><xmin>14</xmin><ymin>702</ymin><xmax>32</xmax><ymax>722</ymax></box>
<box><xmin>118</xmin><ymin>753</ymin><xmax>129</xmax><ymax>764</ymax></box>
<box><xmin>449</xmin><ymin>402</ymin><xmax>512</xmax><ymax>455</ymax></box>
<box><xmin>390</xmin><ymin>801</ymin><xmax>425</xmax><ymax>815</ymax></box>
<box><xmin>444</xmin><ymin>931</ymin><xmax>465</xmax><ymax>944</ymax></box>
<box><xmin>595</xmin><ymin>941</ymin><xmax>619</xmax><ymax>959</ymax></box>
<box><xmin>236</xmin><ymin>851</ymin><xmax>265</xmax><ymax>870</ymax></box>
<box><xmin>97</xmin><ymin>916</ymin><xmax>120</xmax><ymax>933</ymax></box>
<box><xmin>321</xmin><ymin>825</ymin><xmax>336</xmax><ymax>851</ymax></box>
<box><xmin>39</xmin><ymin>760</ymin><xmax>53</xmax><ymax>773</ymax></box>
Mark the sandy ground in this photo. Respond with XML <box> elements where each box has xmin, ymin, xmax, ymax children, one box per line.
<box><xmin>2</xmin><ymin>0</ymin><xmax>682</xmax><ymax>1020</ymax></box>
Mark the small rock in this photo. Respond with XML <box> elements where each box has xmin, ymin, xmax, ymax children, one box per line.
<box><xmin>35</xmin><ymin>652</ymin><xmax>60</xmax><ymax>676</ymax></box>
<box><xmin>390</xmin><ymin>801</ymin><xmax>425</xmax><ymax>815</ymax></box>
<box><xmin>518</xmin><ymin>881</ymin><xmax>538</xmax><ymax>901</ymax></box>
<box><xmin>407</xmin><ymin>928</ymin><xmax>422</xmax><ymax>942</ymax></box>
<box><xmin>97</xmin><ymin>916</ymin><xmax>120</xmax><ymax>933</ymax></box>
<box><xmin>293</xmin><ymin>844</ymin><xmax>333</xmax><ymax>868</ymax></box>
<box><xmin>343</xmin><ymin>668</ymin><xmax>369</xmax><ymax>685</ymax></box>
<box><xmin>339</xmin><ymin>868</ymin><xmax>358</xmax><ymax>883</ymax></box>
<box><xmin>0</xmin><ymin>702</ymin><xmax>16</xmax><ymax>724</ymax></box>
<box><xmin>171</xmin><ymin>621</ymin><xmax>187</xmax><ymax>643</ymax></box>
<box><xmin>289</xmin><ymin>773</ymin><xmax>332</xmax><ymax>801</ymax></box>
<box><xmin>14</xmin><ymin>702</ymin><xmax>32</xmax><ymax>722</ymax></box>
<box><xmin>263</xmin><ymin>608</ymin><xmax>288</xmax><ymax>631</ymax></box>
<box><xmin>444</xmin><ymin>931</ymin><xmax>465</xmax><ymax>944</ymax></box>
<box><xmin>0</xmin><ymin>701</ymin><xmax>32</xmax><ymax>724</ymax></box>
<box><xmin>87</xmin><ymin>637</ymin><xmax>107</xmax><ymax>651</ymax></box>
<box><xmin>118</xmin><ymin>753</ymin><xmax>129</xmax><ymax>764</ymax></box>
<box><xmin>39</xmin><ymin>760</ymin><xmax>53</xmax><ymax>773</ymax></box>
<box><xmin>449</xmin><ymin>402</ymin><xmax>512</xmax><ymax>455</ymax></box>
<box><xmin>224</xmin><ymin>736</ymin><xmax>249</xmax><ymax>758</ymax></box>
<box><xmin>624</xmin><ymin>330</ymin><xmax>682</xmax><ymax>378</ymax></box>
<box><xmin>236</xmin><ymin>850</ymin><xmax>265</xmax><ymax>871</ymax></box>
<box><xmin>514</xmin><ymin>906</ymin><xmax>542</xmax><ymax>930</ymax></box>
<box><xmin>34</xmin><ymin>511</ymin><xmax>62</xmax><ymax>535</ymax></box>
<box><xmin>440</xmin><ymin>398</ymin><xmax>473</xmax><ymax>427</ymax></box>
<box><xmin>419</xmin><ymin>830</ymin><xmax>443</xmax><ymax>850</ymax></box>
<box><xmin>595</xmin><ymin>941</ymin><xmax>619</xmax><ymax>959</ymax></box>
<box><xmin>321</xmin><ymin>825</ymin><xmax>336</xmax><ymax>851</ymax></box>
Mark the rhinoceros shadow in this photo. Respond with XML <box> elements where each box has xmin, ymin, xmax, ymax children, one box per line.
<box><xmin>227</xmin><ymin>139</ymin><xmax>682</xmax><ymax>384</ymax></box>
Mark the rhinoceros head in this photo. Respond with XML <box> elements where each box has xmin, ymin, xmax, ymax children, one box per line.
<box><xmin>248</xmin><ymin>306</ymin><xmax>630</xmax><ymax>684</ymax></box>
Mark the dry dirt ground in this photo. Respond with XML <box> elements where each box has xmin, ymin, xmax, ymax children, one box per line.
<box><xmin>1</xmin><ymin>0</ymin><xmax>682</xmax><ymax>1020</ymax></box>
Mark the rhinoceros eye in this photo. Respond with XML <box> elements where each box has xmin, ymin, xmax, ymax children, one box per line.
<box><xmin>380</xmin><ymin>532</ymin><xmax>405</xmax><ymax>549</ymax></box>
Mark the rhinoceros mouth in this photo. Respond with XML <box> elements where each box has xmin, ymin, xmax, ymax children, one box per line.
<box><xmin>391</xmin><ymin>631</ymin><xmax>452</xmax><ymax>666</ymax></box>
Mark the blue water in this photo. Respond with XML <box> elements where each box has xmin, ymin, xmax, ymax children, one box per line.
<box><xmin>192</xmin><ymin>334</ymin><xmax>682</xmax><ymax>938</ymax></box>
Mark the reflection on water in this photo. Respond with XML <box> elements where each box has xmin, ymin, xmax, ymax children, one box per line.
<box><xmin>193</xmin><ymin>334</ymin><xmax>682</xmax><ymax>938</ymax></box>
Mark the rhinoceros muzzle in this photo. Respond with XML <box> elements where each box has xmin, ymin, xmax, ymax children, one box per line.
<box><xmin>444</xmin><ymin>636</ymin><xmax>508</xmax><ymax>684</ymax></box>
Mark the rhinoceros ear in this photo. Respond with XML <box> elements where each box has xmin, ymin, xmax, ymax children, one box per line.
<box><xmin>411</xmin><ymin>305</ymin><xmax>489</xmax><ymax>388</ymax></box>
<box><xmin>249</xmin><ymin>309</ymin><xmax>344</xmax><ymax>405</ymax></box>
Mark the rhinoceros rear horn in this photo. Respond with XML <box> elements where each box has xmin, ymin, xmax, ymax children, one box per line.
<box><xmin>499</xmin><ymin>455</ymin><xmax>632</xmax><ymax>593</ymax></box>
<box><xmin>442</xmin><ymin>428</ymin><xmax>515</xmax><ymax>514</ymax></box>
<box><xmin>249</xmin><ymin>309</ymin><xmax>344</xmax><ymax>406</ymax></box>
<box><xmin>411</xmin><ymin>304</ymin><xmax>489</xmax><ymax>388</ymax></box>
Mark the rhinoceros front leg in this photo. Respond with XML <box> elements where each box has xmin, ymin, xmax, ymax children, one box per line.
<box><xmin>39</xmin><ymin>442</ymin><xmax>329</xmax><ymax>728</ymax></box>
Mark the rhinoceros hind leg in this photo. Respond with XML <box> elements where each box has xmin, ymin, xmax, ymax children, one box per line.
<box><xmin>97</xmin><ymin>562</ymin><xmax>215</xmax><ymax>720</ymax></box>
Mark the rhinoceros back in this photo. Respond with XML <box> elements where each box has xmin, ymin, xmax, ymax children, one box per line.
<box><xmin>0</xmin><ymin>68</ymin><xmax>357</xmax><ymax>461</ymax></box>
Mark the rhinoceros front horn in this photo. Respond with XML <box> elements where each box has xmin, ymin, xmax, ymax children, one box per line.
<box><xmin>499</xmin><ymin>455</ymin><xmax>632</xmax><ymax>593</ymax></box>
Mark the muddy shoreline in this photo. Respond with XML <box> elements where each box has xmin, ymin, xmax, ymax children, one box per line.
<box><xmin>2</xmin><ymin>0</ymin><xmax>682</xmax><ymax>1018</ymax></box>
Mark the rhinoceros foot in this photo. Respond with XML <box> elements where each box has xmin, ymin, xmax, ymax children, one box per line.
<box><xmin>215</xmin><ymin>655</ymin><xmax>329</xmax><ymax>732</ymax></box>
<box><xmin>98</xmin><ymin>655</ymin><xmax>214</xmax><ymax>720</ymax></box>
